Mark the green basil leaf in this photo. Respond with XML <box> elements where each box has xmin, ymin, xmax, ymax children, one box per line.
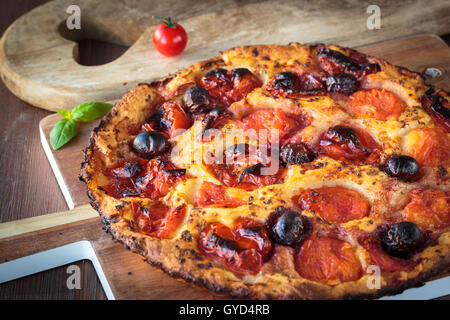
<box><xmin>50</xmin><ymin>118</ymin><xmax>78</xmax><ymax>150</ymax></box>
<box><xmin>57</xmin><ymin>109</ymin><xmax>72</xmax><ymax>119</ymax></box>
<box><xmin>71</xmin><ymin>102</ymin><xmax>113</xmax><ymax>122</ymax></box>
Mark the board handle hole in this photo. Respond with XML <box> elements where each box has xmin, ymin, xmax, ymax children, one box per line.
<box><xmin>74</xmin><ymin>39</ymin><xmax>129</xmax><ymax>66</ymax></box>
<box><xmin>58</xmin><ymin>21</ymin><xmax>135</xmax><ymax>66</ymax></box>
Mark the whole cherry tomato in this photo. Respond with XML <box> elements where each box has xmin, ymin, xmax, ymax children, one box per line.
<box><xmin>152</xmin><ymin>16</ymin><xmax>188</xmax><ymax>57</ymax></box>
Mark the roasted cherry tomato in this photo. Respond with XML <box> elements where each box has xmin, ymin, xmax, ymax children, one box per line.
<box><xmin>102</xmin><ymin>159</ymin><xmax>186</xmax><ymax>200</ymax></box>
<box><xmin>403</xmin><ymin>188</ymin><xmax>450</xmax><ymax>230</ymax></box>
<box><xmin>295</xmin><ymin>236</ymin><xmax>363</xmax><ymax>283</ymax></box>
<box><xmin>205</xmin><ymin>142</ymin><xmax>284</xmax><ymax>191</ymax></box>
<box><xmin>194</xmin><ymin>181</ymin><xmax>245</xmax><ymax>208</ymax></box>
<box><xmin>348</xmin><ymin>89</ymin><xmax>407</xmax><ymax>121</ymax></box>
<box><xmin>141</xmin><ymin>102</ymin><xmax>191</xmax><ymax>138</ymax></box>
<box><xmin>420</xmin><ymin>88</ymin><xmax>450</xmax><ymax>133</ymax></box>
<box><xmin>362</xmin><ymin>237</ymin><xmax>414</xmax><ymax>272</ymax></box>
<box><xmin>266</xmin><ymin>72</ymin><xmax>325</xmax><ymax>97</ymax></box>
<box><xmin>161</xmin><ymin>102</ymin><xmax>191</xmax><ymax>137</ymax></box>
<box><xmin>318</xmin><ymin>125</ymin><xmax>379</xmax><ymax>163</ymax></box>
<box><xmin>197</xmin><ymin>218</ymin><xmax>271</xmax><ymax>275</ymax></box>
<box><xmin>293</xmin><ymin>186</ymin><xmax>370</xmax><ymax>223</ymax></box>
<box><xmin>132</xmin><ymin>201</ymin><xmax>186</xmax><ymax>239</ymax></box>
<box><xmin>137</xmin><ymin>159</ymin><xmax>186</xmax><ymax>199</ymax></box>
<box><xmin>107</xmin><ymin>159</ymin><xmax>146</xmax><ymax>179</ymax></box>
<box><xmin>152</xmin><ymin>16</ymin><xmax>187</xmax><ymax>57</ymax></box>
<box><xmin>199</xmin><ymin>68</ymin><xmax>262</xmax><ymax>106</ymax></box>
<box><xmin>230</xmin><ymin>68</ymin><xmax>263</xmax><ymax>102</ymax></box>
<box><xmin>200</xmin><ymin>107</ymin><xmax>229</xmax><ymax>139</ymax></box>
<box><xmin>239</xmin><ymin>109</ymin><xmax>306</xmax><ymax>144</ymax></box>
<box><xmin>207</xmin><ymin>160</ymin><xmax>284</xmax><ymax>191</ymax></box>
<box><xmin>141</xmin><ymin>110</ymin><xmax>165</xmax><ymax>133</ymax></box>
<box><xmin>403</xmin><ymin>127</ymin><xmax>450</xmax><ymax>167</ymax></box>
<box><xmin>316</xmin><ymin>47</ymin><xmax>380</xmax><ymax>78</ymax></box>
<box><xmin>102</xmin><ymin>159</ymin><xmax>147</xmax><ymax>198</ymax></box>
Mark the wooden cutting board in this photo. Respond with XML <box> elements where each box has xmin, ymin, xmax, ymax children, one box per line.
<box><xmin>0</xmin><ymin>206</ymin><xmax>222</xmax><ymax>299</ymax></box>
<box><xmin>1</xmin><ymin>0</ymin><xmax>449</xmax><ymax>111</ymax></box>
<box><xmin>1</xmin><ymin>34</ymin><xmax>449</xmax><ymax>300</ymax></box>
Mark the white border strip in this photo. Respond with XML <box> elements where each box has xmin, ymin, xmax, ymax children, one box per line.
<box><xmin>0</xmin><ymin>240</ymin><xmax>114</xmax><ymax>300</ymax></box>
<box><xmin>380</xmin><ymin>275</ymin><xmax>450</xmax><ymax>300</ymax></box>
<box><xmin>39</xmin><ymin>125</ymin><xmax>75</xmax><ymax>209</ymax></box>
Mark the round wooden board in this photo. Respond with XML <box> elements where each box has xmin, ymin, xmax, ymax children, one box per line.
<box><xmin>1</xmin><ymin>0</ymin><xmax>449</xmax><ymax>111</ymax></box>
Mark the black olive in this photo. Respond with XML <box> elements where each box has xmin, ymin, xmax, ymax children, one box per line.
<box><xmin>381</xmin><ymin>222</ymin><xmax>423</xmax><ymax>259</ymax></box>
<box><xmin>384</xmin><ymin>155</ymin><xmax>419</xmax><ymax>182</ymax></box>
<box><xmin>272</xmin><ymin>72</ymin><xmax>298</xmax><ymax>93</ymax></box>
<box><xmin>328</xmin><ymin>125</ymin><xmax>361</xmax><ymax>146</ymax></box>
<box><xmin>267</xmin><ymin>207</ymin><xmax>307</xmax><ymax>247</ymax></box>
<box><xmin>183</xmin><ymin>86</ymin><xmax>211</xmax><ymax>114</ymax></box>
<box><xmin>132</xmin><ymin>131</ymin><xmax>167</xmax><ymax>157</ymax></box>
<box><xmin>280</xmin><ymin>143</ymin><xmax>316</xmax><ymax>166</ymax></box>
<box><xmin>326</xmin><ymin>73</ymin><xmax>360</xmax><ymax>95</ymax></box>
<box><xmin>110</xmin><ymin>161</ymin><xmax>143</xmax><ymax>178</ymax></box>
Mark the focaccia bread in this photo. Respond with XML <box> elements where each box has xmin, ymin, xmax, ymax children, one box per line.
<box><xmin>81</xmin><ymin>43</ymin><xmax>450</xmax><ymax>299</ymax></box>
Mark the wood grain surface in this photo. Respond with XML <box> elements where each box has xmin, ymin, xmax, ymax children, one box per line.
<box><xmin>0</xmin><ymin>213</ymin><xmax>224</xmax><ymax>300</ymax></box>
<box><xmin>0</xmin><ymin>0</ymin><xmax>110</xmax><ymax>299</ymax></box>
<box><xmin>1</xmin><ymin>0</ymin><xmax>449</xmax><ymax>301</ymax></box>
<box><xmin>1</xmin><ymin>0</ymin><xmax>449</xmax><ymax>111</ymax></box>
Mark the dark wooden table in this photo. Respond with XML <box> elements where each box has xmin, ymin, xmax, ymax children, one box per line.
<box><xmin>0</xmin><ymin>0</ymin><xmax>448</xmax><ymax>300</ymax></box>
<box><xmin>0</xmin><ymin>0</ymin><xmax>126</xmax><ymax>299</ymax></box>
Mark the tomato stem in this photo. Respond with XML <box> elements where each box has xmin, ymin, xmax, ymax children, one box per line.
<box><xmin>153</xmin><ymin>16</ymin><xmax>177</xmax><ymax>29</ymax></box>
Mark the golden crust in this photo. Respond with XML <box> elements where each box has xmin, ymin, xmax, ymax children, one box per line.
<box><xmin>81</xmin><ymin>43</ymin><xmax>450</xmax><ymax>299</ymax></box>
